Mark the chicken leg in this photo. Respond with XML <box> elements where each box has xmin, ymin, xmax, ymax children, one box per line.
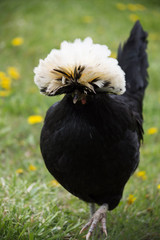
<box><xmin>80</xmin><ymin>203</ymin><xmax>108</xmax><ymax>240</ymax></box>
<box><xmin>90</xmin><ymin>203</ymin><xmax>96</xmax><ymax>217</ymax></box>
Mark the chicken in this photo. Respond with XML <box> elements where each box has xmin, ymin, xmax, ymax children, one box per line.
<box><xmin>34</xmin><ymin>21</ymin><xmax>148</xmax><ymax>239</ymax></box>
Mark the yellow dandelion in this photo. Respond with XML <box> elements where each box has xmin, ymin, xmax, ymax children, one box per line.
<box><xmin>149</xmin><ymin>33</ymin><xmax>160</xmax><ymax>41</ymax></box>
<box><xmin>0</xmin><ymin>76</ymin><xmax>11</xmax><ymax>90</ymax></box>
<box><xmin>147</xmin><ymin>127</ymin><xmax>158</xmax><ymax>135</ymax></box>
<box><xmin>1</xmin><ymin>80</ymin><xmax>11</xmax><ymax>89</ymax></box>
<box><xmin>116</xmin><ymin>3</ymin><xmax>127</xmax><ymax>11</ymax></box>
<box><xmin>136</xmin><ymin>4</ymin><xmax>146</xmax><ymax>11</ymax></box>
<box><xmin>0</xmin><ymin>90</ymin><xmax>11</xmax><ymax>97</ymax></box>
<box><xmin>127</xmin><ymin>4</ymin><xmax>146</xmax><ymax>12</ymax></box>
<box><xmin>11</xmin><ymin>37</ymin><xmax>24</xmax><ymax>46</ymax></box>
<box><xmin>50</xmin><ymin>179</ymin><xmax>60</xmax><ymax>187</ymax></box>
<box><xmin>127</xmin><ymin>194</ymin><xmax>136</xmax><ymax>205</ymax></box>
<box><xmin>27</xmin><ymin>115</ymin><xmax>43</xmax><ymax>125</ymax></box>
<box><xmin>128</xmin><ymin>4</ymin><xmax>138</xmax><ymax>11</ymax></box>
<box><xmin>0</xmin><ymin>71</ymin><xmax>6</xmax><ymax>78</ymax></box>
<box><xmin>136</xmin><ymin>170</ymin><xmax>147</xmax><ymax>180</ymax></box>
<box><xmin>16</xmin><ymin>168</ymin><xmax>24</xmax><ymax>174</ymax></box>
<box><xmin>28</xmin><ymin>164</ymin><xmax>37</xmax><ymax>171</ymax></box>
<box><xmin>129</xmin><ymin>14</ymin><xmax>139</xmax><ymax>22</ymax></box>
<box><xmin>7</xmin><ymin>67</ymin><xmax>20</xmax><ymax>80</ymax></box>
<box><xmin>110</xmin><ymin>51</ymin><xmax>117</xmax><ymax>59</ymax></box>
<box><xmin>157</xmin><ymin>184</ymin><xmax>160</xmax><ymax>190</ymax></box>
<box><xmin>82</xmin><ymin>16</ymin><xmax>93</xmax><ymax>23</ymax></box>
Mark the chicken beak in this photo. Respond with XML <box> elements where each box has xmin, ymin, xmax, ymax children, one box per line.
<box><xmin>73</xmin><ymin>90</ymin><xmax>87</xmax><ymax>104</ymax></box>
<box><xmin>73</xmin><ymin>90</ymin><xmax>80</xmax><ymax>104</ymax></box>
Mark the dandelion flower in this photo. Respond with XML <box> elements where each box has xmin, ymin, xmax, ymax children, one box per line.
<box><xmin>16</xmin><ymin>168</ymin><xmax>24</xmax><ymax>174</ymax></box>
<box><xmin>27</xmin><ymin>115</ymin><xmax>43</xmax><ymax>124</ymax></box>
<box><xmin>149</xmin><ymin>33</ymin><xmax>160</xmax><ymax>41</ymax></box>
<box><xmin>136</xmin><ymin>170</ymin><xmax>147</xmax><ymax>180</ymax></box>
<box><xmin>0</xmin><ymin>71</ymin><xmax>6</xmax><ymax>78</ymax></box>
<box><xmin>0</xmin><ymin>90</ymin><xmax>11</xmax><ymax>97</ymax></box>
<box><xmin>50</xmin><ymin>179</ymin><xmax>60</xmax><ymax>187</ymax></box>
<box><xmin>28</xmin><ymin>164</ymin><xmax>37</xmax><ymax>171</ymax></box>
<box><xmin>127</xmin><ymin>4</ymin><xmax>146</xmax><ymax>11</ymax></box>
<box><xmin>0</xmin><ymin>76</ymin><xmax>11</xmax><ymax>90</ymax></box>
<box><xmin>127</xmin><ymin>4</ymin><xmax>138</xmax><ymax>11</ymax></box>
<box><xmin>136</xmin><ymin>4</ymin><xmax>146</xmax><ymax>11</ymax></box>
<box><xmin>110</xmin><ymin>52</ymin><xmax>117</xmax><ymax>59</ymax></box>
<box><xmin>11</xmin><ymin>37</ymin><xmax>24</xmax><ymax>46</ymax></box>
<box><xmin>116</xmin><ymin>3</ymin><xmax>127</xmax><ymax>11</ymax></box>
<box><xmin>147</xmin><ymin>127</ymin><xmax>158</xmax><ymax>135</ymax></box>
<box><xmin>157</xmin><ymin>184</ymin><xmax>160</xmax><ymax>190</ymax></box>
<box><xmin>127</xmin><ymin>194</ymin><xmax>136</xmax><ymax>205</ymax></box>
<box><xmin>129</xmin><ymin>14</ymin><xmax>139</xmax><ymax>22</ymax></box>
<box><xmin>137</xmin><ymin>4</ymin><xmax>146</xmax><ymax>11</ymax></box>
<box><xmin>1</xmin><ymin>79</ymin><xmax>11</xmax><ymax>90</ymax></box>
<box><xmin>7</xmin><ymin>67</ymin><xmax>20</xmax><ymax>80</ymax></box>
<box><xmin>82</xmin><ymin>16</ymin><xmax>93</xmax><ymax>23</ymax></box>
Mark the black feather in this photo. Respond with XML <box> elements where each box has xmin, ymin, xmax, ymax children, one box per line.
<box><xmin>118</xmin><ymin>20</ymin><xmax>148</xmax><ymax>93</ymax></box>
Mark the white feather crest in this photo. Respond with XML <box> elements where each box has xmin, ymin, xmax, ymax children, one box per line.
<box><xmin>34</xmin><ymin>37</ymin><xmax>126</xmax><ymax>95</ymax></box>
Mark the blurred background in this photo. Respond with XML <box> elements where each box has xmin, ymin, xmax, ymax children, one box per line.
<box><xmin>0</xmin><ymin>0</ymin><xmax>160</xmax><ymax>239</ymax></box>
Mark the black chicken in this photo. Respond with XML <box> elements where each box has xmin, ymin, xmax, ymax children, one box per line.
<box><xmin>34</xmin><ymin>21</ymin><xmax>148</xmax><ymax>239</ymax></box>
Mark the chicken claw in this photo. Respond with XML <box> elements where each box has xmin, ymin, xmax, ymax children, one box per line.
<box><xmin>80</xmin><ymin>204</ymin><xmax>108</xmax><ymax>239</ymax></box>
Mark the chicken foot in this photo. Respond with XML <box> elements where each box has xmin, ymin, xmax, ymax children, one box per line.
<box><xmin>80</xmin><ymin>203</ymin><xmax>108</xmax><ymax>240</ymax></box>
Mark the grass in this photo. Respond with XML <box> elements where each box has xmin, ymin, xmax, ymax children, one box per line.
<box><xmin>0</xmin><ymin>0</ymin><xmax>160</xmax><ymax>239</ymax></box>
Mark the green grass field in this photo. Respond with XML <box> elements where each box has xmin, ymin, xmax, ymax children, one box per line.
<box><xmin>0</xmin><ymin>0</ymin><xmax>160</xmax><ymax>239</ymax></box>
